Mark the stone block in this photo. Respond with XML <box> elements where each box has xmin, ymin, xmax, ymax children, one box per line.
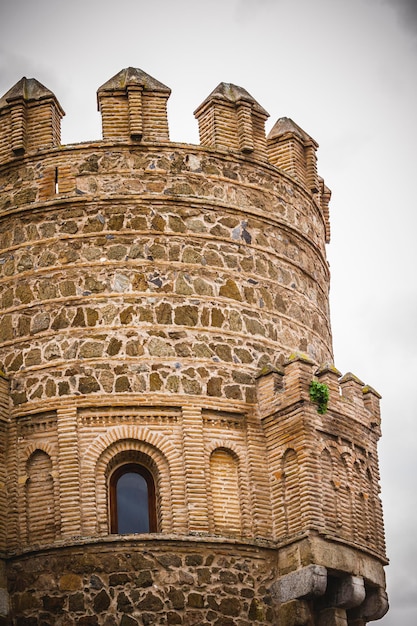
<box><xmin>270</xmin><ymin>565</ymin><xmax>327</xmax><ymax>603</ymax></box>
<box><xmin>327</xmin><ymin>576</ymin><xmax>365</xmax><ymax>610</ymax></box>
<box><xmin>276</xmin><ymin>599</ymin><xmax>312</xmax><ymax>625</ymax></box>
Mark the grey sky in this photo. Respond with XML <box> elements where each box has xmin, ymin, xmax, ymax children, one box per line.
<box><xmin>1</xmin><ymin>0</ymin><xmax>416</xmax><ymax>623</ymax></box>
<box><xmin>384</xmin><ymin>0</ymin><xmax>417</xmax><ymax>32</ymax></box>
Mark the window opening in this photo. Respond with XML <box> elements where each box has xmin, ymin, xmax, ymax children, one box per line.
<box><xmin>110</xmin><ymin>463</ymin><xmax>156</xmax><ymax>534</ymax></box>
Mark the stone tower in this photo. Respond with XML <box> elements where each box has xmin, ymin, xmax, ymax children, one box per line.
<box><xmin>0</xmin><ymin>68</ymin><xmax>388</xmax><ymax>625</ymax></box>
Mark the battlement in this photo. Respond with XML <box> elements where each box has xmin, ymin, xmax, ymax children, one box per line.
<box><xmin>194</xmin><ymin>82</ymin><xmax>269</xmax><ymax>160</ymax></box>
<box><xmin>256</xmin><ymin>352</ymin><xmax>381</xmax><ymax>433</ymax></box>
<box><xmin>0</xmin><ymin>67</ymin><xmax>330</xmax><ymax>236</ymax></box>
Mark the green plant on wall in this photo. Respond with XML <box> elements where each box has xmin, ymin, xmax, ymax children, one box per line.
<box><xmin>309</xmin><ymin>380</ymin><xmax>329</xmax><ymax>414</ymax></box>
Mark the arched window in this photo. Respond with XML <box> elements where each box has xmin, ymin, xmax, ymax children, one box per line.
<box><xmin>109</xmin><ymin>464</ymin><xmax>157</xmax><ymax>534</ymax></box>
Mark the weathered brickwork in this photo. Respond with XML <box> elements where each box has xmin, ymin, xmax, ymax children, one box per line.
<box><xmin>0</xmin><ymin>67</ymin><xmax>387</xmax><ymax>625</ymax></box>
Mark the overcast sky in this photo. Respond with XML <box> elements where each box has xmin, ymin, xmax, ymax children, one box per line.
<box><xmin>1</xmin><ymin>0</ymin><xmax>416</xmax><ymax>623</ymax></box>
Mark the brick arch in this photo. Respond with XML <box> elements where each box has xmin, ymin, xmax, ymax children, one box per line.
<box><xmin>363</xmin><ymin>453</ymin><xmax>384</xmax><ymax>550</ymax></box>
<box><xmin>205</xmin><ymin>440</ymin><xmax>251</xmax><ymax>537</ymax></box>
<box><xmin>205</xmin><ymin>439</ymin><xmax>245</xmax><ymax>459</ymax></box>
<box><xmin>364</xmin><ymin>466</ymin><xmax>378</xmax><ymax>550</ymax></box>
<box><xmin>316</xmin><ymin>442</ymin><xmax>356</xmax><ymax>538</ymax></box>
<box><xmin>23</xmin><ymin>442</ymin><xmax>57</xmax><ymax>466</ymax></box>
<box><xmin>95</xmin><ymin>439</ymin><xmax>171</xmax><ymax>535</ymax></box>
<box><xmin>340</xmin><ymin>449</ymin><xmax>354</xmax><ymax>475</ymax></box>
<box><xmin>317</xmin><ymin>440</ymin><xmax>352</xmax><ymax>460</ymax></box>
<box><xmin>353</xmin><ymin>459</ymin><xmax>367</xmax><ymax>544</ymax></box>
<box><xmin>335</xmin><ymin>452</ymin><xmax>353</xmax><ymax>540</ymax></box>
<box><xmin>80</xmin><ymin>426</ymin><xmax>186</xmax><ymax>536</ymax></box>
<box><xmin>20</xmin><ymin>444</ymin><xmax>61</xmax><ymax>545</ymax></box>
<box><xmin>82</xmin><ymin>425</ymin><xmax>182</xmax><ymax>470</ymax></box>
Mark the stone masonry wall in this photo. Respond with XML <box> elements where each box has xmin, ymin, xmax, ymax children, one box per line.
<box><xmin>7</xmin><ymin>539</ymin><xmax>278</xmax><ymax>626</ymax></box>
<box><xmin>0</xmin><ymin>374</ymin><xmax>9</xmax><ymax>624</ymax></box>
<box><xmin>0</xmin><ymin>144</ymin><xmax>332</xmax><ymax>409</ymax></box>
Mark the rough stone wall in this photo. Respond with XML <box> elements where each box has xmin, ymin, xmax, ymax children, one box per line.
<box><xmin>6</xmin><ymin>540</ymin><xmax>278</xmax><ymax>626</ymax></box>
<box><xmin>0</xmin><ymin>373</ymin><xmax>8</xmax><ymax>554</ymax></box>
<box><xmin>0</xmin><ymin>144</ymin><xmax>332</xmax><ymax>408</ymax></box>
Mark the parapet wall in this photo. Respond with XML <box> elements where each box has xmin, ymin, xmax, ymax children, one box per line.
<box><xmin>0</xmin><ymin>67</ymin><xmax>330</xmax><ymax>239</ymax></box>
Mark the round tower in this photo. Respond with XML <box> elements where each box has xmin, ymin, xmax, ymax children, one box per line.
<box><xmin>0</xmin><ymin>69</ymin><xmax>387</xmax><ymax>625</ymax></box>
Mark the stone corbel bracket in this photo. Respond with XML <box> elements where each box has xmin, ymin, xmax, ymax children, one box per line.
<box><xmin>269</xmin><ymin>565</ymin><xmax>388</xmax><ymax>625</ymax></box>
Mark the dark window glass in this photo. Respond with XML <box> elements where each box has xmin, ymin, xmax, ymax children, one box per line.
<box><xmin>117</xmin><ymin>471</ymin><xmax>149</xmax><ymax>533</ymax></box>
<box><xmin>110</xmin><ymin>464</ymin><xmax>156</xmax><ymax>534</ymax></box>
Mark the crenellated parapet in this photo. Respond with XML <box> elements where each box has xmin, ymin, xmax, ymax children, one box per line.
<box><xmin>257</xmin><ymin>354</ymin><xmax>381</xmax><ymax>431</ymax></box>
<box><xmin>0</xmin><ymin>68</ymin><xmax>330</xmax><ymax>216</ymax></box>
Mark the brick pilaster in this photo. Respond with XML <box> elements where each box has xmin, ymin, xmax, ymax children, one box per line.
<box><xmin>57</xmin><ymin>407</ymin><xmax>81</xmax><ymax>537</ymax></box>
<box><xmin>181</xmin><ymin>406</ymin><xmax>209</xmax><ymax>533</ymax></box>
<box><xmin>245</xmin><ymin>412</ymin><xmax>273</xmax><ymax>537</ymax></box>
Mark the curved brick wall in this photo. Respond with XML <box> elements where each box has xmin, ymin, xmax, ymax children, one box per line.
<box><xmin>0</xmin><ymin>143</ymin><xmax>331</xmax><ymax>408</ymax></box>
